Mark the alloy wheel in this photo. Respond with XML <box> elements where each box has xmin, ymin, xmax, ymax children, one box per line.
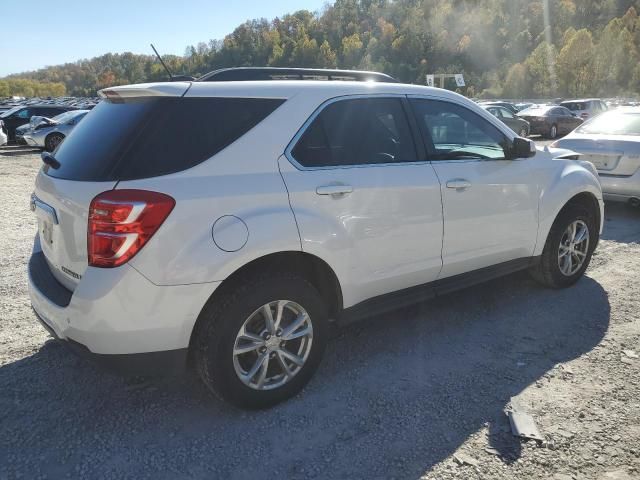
<box><xmin>232</xmin><ymin>300</ymin><xmax>313</xmax><ymax>390</ymax></box>
<box><xmin>557</xmin><ymin>220</ymin><xmax>589</xmax><ymax>276</ymax></box>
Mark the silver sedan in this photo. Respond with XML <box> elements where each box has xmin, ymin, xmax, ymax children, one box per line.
<box><xmin>22</xmin><ymin>110</ymin><xmax>89</xmax><ymax>152</ymax></box>
<box><xmin>551</xmin><ymin>107</ymin><xmax>640</xmax><ymax>206</ymax></box>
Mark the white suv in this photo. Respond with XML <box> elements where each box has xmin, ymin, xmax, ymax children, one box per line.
<box><xmin>28</xmin><ymin>69</ymin><xmax>604</xmax><ymax>408</ymax></box>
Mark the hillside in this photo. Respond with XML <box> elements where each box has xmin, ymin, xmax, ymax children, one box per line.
<box><xmin>3</xmin><ymin>0</ymin><xmax>640</xmax><ymax>98</ymax></box>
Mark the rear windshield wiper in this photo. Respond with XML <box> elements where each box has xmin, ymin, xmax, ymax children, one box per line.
<box><xmin>41</xmin><ymin>151</ymin><xmax>61</xmax><ymax>169</ymax></box>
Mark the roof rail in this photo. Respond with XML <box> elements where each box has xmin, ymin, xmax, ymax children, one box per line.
<box><xmin>197</xmin><ymin>67</ymin><xmax>397</xmax><ymax>83</ymax></box>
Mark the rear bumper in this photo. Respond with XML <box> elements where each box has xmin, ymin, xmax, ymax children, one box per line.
<box><xmin>28</xmin><ymin>235</ymin><xmax>219</xmax><ymax>372</ymax></box>
<box><xmin>32</xmin><ymin>307</ymin><xmax>188</xmax><ymax>375</ymax></box>
<box><xmin>599</xmin><ymin>170</ymin><xmax>640</xmax><ymax>201</ymax></box>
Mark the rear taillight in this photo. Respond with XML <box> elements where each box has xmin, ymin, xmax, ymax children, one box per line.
<box><xmin>88</xmin><ymin>190</ymin><xmax>175</xmax><ymax>268</ymax></box>
<box><xmin>581</xmin><ymin>113</ymin><xmax>589</xmax><ymax>118</ymax></box>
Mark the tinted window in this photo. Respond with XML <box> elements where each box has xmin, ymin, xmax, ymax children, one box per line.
<box><xmin>410</xmin><ymin>99</ymin><xmax>508</xmax><ymax>160</ymax></box>
<box><xmin>16</xmin><ymin>108</ymin><xmax>31</xmax><ymax>119</ymax></box>
<box><xmin>46</xmin><ymin>97</ymin><xmax>284</xmax><ymax>181</ymax></box>
<box><xmin>291</xmin><ymin>97</ymin><xmax>417</xmax><ymax>167</ymax></box>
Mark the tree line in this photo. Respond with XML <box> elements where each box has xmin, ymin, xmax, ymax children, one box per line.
<box><xmin>4</xmin><ymin>0</ymin><xmax>640</xmax><ymax>99</ymax></box>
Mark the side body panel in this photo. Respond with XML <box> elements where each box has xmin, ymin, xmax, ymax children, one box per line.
<box><xmin>431</xmin><ymin>158</ymin><xmax>540</xmax><ymax>278</ymax></box>
<box><xmin>279</xmin><ymin>156</ymin><xmax>444</xmax><ymax>308</ymax></box>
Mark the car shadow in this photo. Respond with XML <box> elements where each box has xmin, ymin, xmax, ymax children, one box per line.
<box><xmin>1</xmin><ymin>272</ymin><xmax>609</xmax><ymax>479</ymax></box>
<box><xmin>600</xmin><ymin>201</ymin><xmax>640</xmax><ymax>243</ymax></box>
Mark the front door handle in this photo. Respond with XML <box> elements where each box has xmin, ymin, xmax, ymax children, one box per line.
<box><xmin>316</xmin><ymin>184</ymin><xmax>353</xmax><ymax>196</ymax></box>
<box><xmin>446</xmin><ymin>179</ymin><xmax>471</xmax><ymax>190</ymax></box>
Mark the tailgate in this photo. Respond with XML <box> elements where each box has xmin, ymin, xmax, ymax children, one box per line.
<box><xmin>33</xmin><ymin>170</ymin><xmax>116</xmax><ymax>291</ymax></box>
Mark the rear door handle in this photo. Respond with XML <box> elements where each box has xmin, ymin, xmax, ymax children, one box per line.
<box><xmin>446</xmin><ymin>179</ymin><xmax>471</xmax><ymax>190</ymax></box>
<box><xmin>316</xmin><ymin>184</ymin><xmax>353</xmax><ymax>196</ymax></box>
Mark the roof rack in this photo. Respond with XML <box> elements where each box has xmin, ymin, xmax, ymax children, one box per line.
<box><xmin>197</xmin><ymin>67</ymin><xmax>397</xmax><ymax>83</ymax></box>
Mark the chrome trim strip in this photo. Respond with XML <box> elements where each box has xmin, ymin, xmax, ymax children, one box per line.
<box><xmin>30</xmin><ymin>194</ymin><xmax>59</xmax><ymax>225</ymax></box>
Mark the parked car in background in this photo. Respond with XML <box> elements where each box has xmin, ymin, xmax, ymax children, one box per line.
<box><xmin>550</xmin><ymin>107</ymin><xmax>640</xmax><ymax>206</ymax></box>
<box><xmin>483</xmin><ymin>105</ymin><xmax>530</xmax><ymax>136</ymax></box>
<box><xmin>22</xmin><ymin>110</ymin><xmax>89</xmax><ymax>151</ymax></box>
<box><xmin>478</xmin><ymin>101</ymin><xmax>519</xmax><ymax>114</ymax></box>
<box><xmin>0</xmin><ymin>105</ymin><xmax>76</xmax><ymax>142</ymax></box>
<box><xmin>560</xmin><ymin>99</ymin><xmax>607</xmax><ymax>121</ymax></box>
<box><xmin>28</xmin><ymin>70</ymin><xmax>603</xmax><ymax>408</ymax></box>
<box><xmin>515</xmin><ymin>102</ymin><xmax>535</xmax><ymax>112</ymax></box>
<box><xmin>518</xmin><ymin>105</ymin><xmax>583</xmax><ymax>138</ymax></box>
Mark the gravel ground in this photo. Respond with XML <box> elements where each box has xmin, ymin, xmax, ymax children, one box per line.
<box><xmin>1</xmin><ymin>147</ymin><xmax>639</xmax><ymax>480</ymax></box>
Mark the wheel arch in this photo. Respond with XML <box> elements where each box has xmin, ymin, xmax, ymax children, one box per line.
<box><xmin>188</xmin><ymin>251</ymin><xmax>343</xmax><ymax>351</ymax></box>
<box><xmin>536</xmin><ymin>188</ymin><xmax>602</xmax><ymax>257</ymax></box>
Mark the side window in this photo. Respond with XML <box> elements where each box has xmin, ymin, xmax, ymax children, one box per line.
<box><xmin>16</xmin><ymin>108</ymin><xmax>31</xmax><ymax>119</ymax></box>
<box><xmin>551</xmin><ymin>108</ymin><xmax>564</xmax><ymax>116</ymax></box>
<box><xmin>410</xmin><ymin>99</ymin><xmax>508</xmax><ymax>160</ymax></box>
<box><xmin>291</xmin><ymin>97</ymin><xmax>418</xmax><ymax>168</ymax></box>
<box><xmin>487</xmin><ymin>107</ymin><xmax>500</xmax><ymax>118</ymax></box>
<box><xmin>499</xmin><ymin>107</ymin><xmax>515</xmax><ymax>119</ymax></box>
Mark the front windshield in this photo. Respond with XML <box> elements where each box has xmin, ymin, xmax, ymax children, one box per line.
<box><xmin>51</xmin><ymin>111</ymin><xmax>78</xmax><ymax>124</ymax></box>
<box><xmin>0</xmin><ymin>106</ymin><xmax>22</xmax><ymax>118</ymax></box>
<box><xmin>576</xmin><ymin>111</ymin><xmax>640</xmax><ymax>135</ymax></box>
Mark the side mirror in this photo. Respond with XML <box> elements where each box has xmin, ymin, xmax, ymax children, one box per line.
<box><xmin>507</xmin><ymin>137</ymin><xmax>536</xmax><ymax>159</ymax></box>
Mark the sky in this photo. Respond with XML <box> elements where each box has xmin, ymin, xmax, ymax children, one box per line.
<box><xmin>0</xmin><ymin>0</ymin><xmax>329</xmax><ymax>77</ymax></box>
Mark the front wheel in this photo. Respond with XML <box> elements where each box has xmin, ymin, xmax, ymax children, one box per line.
<box><xmin>519</xmin><ymin>127</ymin><xmax>528</xmax><ymax>137</ymax></box>
<box><xmin>548</xmin><ymin>124</ymin><xmax>558</xmax><ymax>139</ymax></box>
<box><xmin>194</xmin><ymin>272</ymin><xmax>328</xmax><ymax>409</ymax></box>
<box><xmin>530</xmin><ymin>205</ymin><xmax>597</xmax><ymax>288</ymax></box>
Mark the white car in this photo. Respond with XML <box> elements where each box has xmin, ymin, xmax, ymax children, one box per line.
<box><xmin>28</xmin><ymin>70</ymin><xmax>604</xmax><ymax>408</ymax></box>
<box><xmin>551</xmin><ymin>107</ymin><xmax>640</xmax><ymax>205</ymax></box>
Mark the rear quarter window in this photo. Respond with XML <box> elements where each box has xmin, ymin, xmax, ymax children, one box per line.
<box><xmin>46</xmin><ymin>97</ymin><xmax>285</xmax><ymax>181</ymax></box>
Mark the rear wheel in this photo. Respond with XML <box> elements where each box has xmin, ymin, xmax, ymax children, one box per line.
<box><xmin>530</xmin><ymin>205</ymin><xmax>597</xmax><ymax>288</ymax></box>
<box><xmin>194</xmin><ymin>272</ymin><xmax>328</xmax><ymax>409</ymax></box>
<box><xmin>45</xmin><ymin>133</ymin><xmax>65</xmax><ymax>152</ymax></box>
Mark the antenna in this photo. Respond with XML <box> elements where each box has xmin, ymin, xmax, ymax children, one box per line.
<box><xmin>150</xmin><ymin>43</ymin><xmax>173</xmax><ymax>81</ymax></box>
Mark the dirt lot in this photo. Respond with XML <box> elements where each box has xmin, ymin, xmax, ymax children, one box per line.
<box><xmin>1</xmin><ymin>148</ymin><xmax>639</xmax><ymax>480</ymax></box>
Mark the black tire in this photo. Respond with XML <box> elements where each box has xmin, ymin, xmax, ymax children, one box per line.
<box><xmin>530</xmin><ymin>204</ymin><xmax>598</xmax><ymax>288</ymax></box>
<box><xmin>519</xmin><ymin>127</ymin><xmax>528</xmax><ymax>137</ymax></box>
<box><xmin>45</xmin><ymin>133</ymin><xmax>64</xmax><ymax>152</ymax></box>
<box><xmin>548</xmin><ymin>124</ymin><xmax>558</xmax><ymax>139</ymax></box>
<box><xmin>193</xmin><ymin>272</ymin><xmax>328</xmax><ymax>409</ymax></box>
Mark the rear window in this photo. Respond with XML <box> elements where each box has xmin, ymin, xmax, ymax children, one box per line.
<box><xmin>576</xmin><ymin>111</ymin><xmax>640</xmax><ymax>135</ymax></box>
<box><xmin>45</xmin><ymin>97</ymin><xmax>285</xmax><ymax>181</ymax></box>
<box><xmin>561</xmin><ymin>102</ymin><xmax>586</xmax><ymax>111</ymax></box>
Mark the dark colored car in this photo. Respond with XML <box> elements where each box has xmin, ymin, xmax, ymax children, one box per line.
<box><xmin>479</xmin><ymin>101</ymin><xmax>519</xmax><ymax>115</ymax></box>
<box><xmin>483</xmin><ymin>105</ymin><xmax>530</xmax><ymax>137</ymax></box>
<box><xmin>0</xmin><ymin>105</ymin><xmax>76</xmax><ymax>143</ymax></box>
<box><xmin>517</xmin><ymin>105</ymin><xmax>583</xmax><ymax>139</ymax></box>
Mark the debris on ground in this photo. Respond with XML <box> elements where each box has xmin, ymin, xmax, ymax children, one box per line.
<box><xmin>507</xmin><ymin>397</ymin><xmax>545</xmax><ymax>442</ymax></box>
<box><xmin>453</xmin><ymin>452</ymin><xmax>479</xmax><ymax>467</ymax></box>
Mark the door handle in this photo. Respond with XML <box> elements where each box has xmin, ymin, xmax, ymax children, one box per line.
<box><xmin>316</xmin><ymin>184</ymin><xmax>353</xmax><ymax>196</ymax></box>
<box><xmin>446</xmin><ymin>179</ymin><xmax>471</xmax><ymax>190</ymax></box>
